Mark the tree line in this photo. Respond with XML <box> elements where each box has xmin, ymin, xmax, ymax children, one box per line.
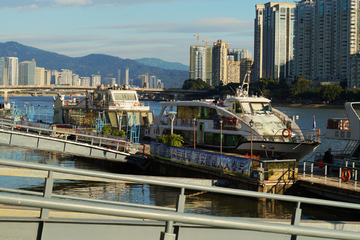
<box><xmin>182</xmin><ymin>77</ymin><xmax>359</xmax><ymax>103</ymax></box>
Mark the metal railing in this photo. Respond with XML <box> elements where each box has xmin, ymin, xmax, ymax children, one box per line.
<box><xmin>302</xmin><ymin>160</ymin><xmax>359</xmax><ymax>190</ymax></box>
<box><xmin>0</xmin><ymin>158</ymin><xmax>359</xmax><ymax>239</ymax></box>
<box><xmin>0</xmin><ymin>119</ymin><xmax>143</xmax><ymax>155</ymax></box>
<box><xmin>251</xmin><ymin>158</ymin><xmax>296</xmax><ymax>182</ymax></box>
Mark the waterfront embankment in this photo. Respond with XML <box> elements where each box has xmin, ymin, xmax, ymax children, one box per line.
<box><xmin>272</xmin><ymin>102</ymin><xmax>343</xmax><ymax>109</ymax></box>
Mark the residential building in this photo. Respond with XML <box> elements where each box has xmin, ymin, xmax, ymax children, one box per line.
<box><xmin>81</xmin><ymin>77</ymin><xmax>90</xmax><ymax>87</ymax></box>
<box><xmin>7</xmin><ymin>57</ymin><xmax>18</xmax><ymax>86</ymax></box>
<box><xmin>19</xmin><ymin>60</ymin><xmax>36</xmax><ymax>85</ymax></box>
<box><xmin>293</xmin><ymin>0</ymin><xmax>313</xmax><ymax>77</ymax></box>
<box><xmin>149</xmin><ymin>75</ymin><xmax>157</xmax><ymax>88</ymax></box>
<box><xmin>52</xmin><ymin>70</ymin><xmax>60</xmax><ymax>85</ymax></box>
<box><xmin>104</xmin><ymin>78</ymin><xmax>116</xmax><ymax>85</ymax></box>
<box><xmin>189</xmin><ymin>45</ymin><xmax>212</xmax><ymax>85</ymax></box>
<box><xmin>228</xmin><ymin>49</ymin><xmax>251</xmax><ymax>62</ymax></box>
<box><xmin>212</xmin><ymin>40</ymin><xmax>229</xmax><ymax>86</ymax></box>
<box><xmin>44</xmin><ymin>69</ymin><xmax>51</xmax><ymax>86</ymax></box>
<box><xmin>348</xmin><ymin>53</ymin><xmax>360</xmax><ymax>88</ymax></box>
<box><xmin>92</xmin><ymin>74</ymin><xmax>101</xmax><ymax>87</ymax></box>
<box><xmin>227</xmin><ymin>61</ymin><xmax>241</xmax><ymax>84</ymax></box>
<box><xmin>0</xmin><ymin>57</ymin><xmax>8</xmax><ymax>86</ymax></box>
<box><xmin>58</xmin><ymin>69</ymin><xmax>72</xmax><ymax>86</ymax></box>
<box><xmin>294</xmin><ymin>0</ymin><xmax>360</xmax><ymax>87</ymax></box>
<box><xmin>35</xmin><ymin>67</ymin><xmax>45</xmax><ymax>86</ymax></box>
<box><xmin>72</xmin><ymin>74</ymin><xmax>80</xmax><ymax>86</ymax></box>
<box><xmin>254</xmin><ymin>2</ymin><xmax>296</xmax><ymax>81</ymax></box>
<box><xmin>138</xmin><ymin>74</ymin><xmax>148</xmax><ymax>88</ymax></box>
<box><xmin>120</xmin><ymin>67</ymin><xmax>129</xmax><ymax>85</ymax></box>
<box><xmin>157</xmin><ymin>79</ymin><xmax>163</xmax><ymax>89</ymax></box>
<box><xmin>240</xmin><ymin>58</ymin><xmax>254</xmax><ymax>83</ymax></box>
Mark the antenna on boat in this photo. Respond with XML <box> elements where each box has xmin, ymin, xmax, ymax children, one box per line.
<box><xmin>236</xmin><ymin>70</ymin><xmax>251</xmax><ymax>97</ymax></box>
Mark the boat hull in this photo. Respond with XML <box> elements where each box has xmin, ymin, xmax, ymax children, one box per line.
<box><xmin>198</xmin><ymin>140</ymin><xmax>320</xmax><ymax>162</ymax></box>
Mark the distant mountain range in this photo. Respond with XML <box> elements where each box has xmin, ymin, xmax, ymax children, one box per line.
<box><xmin>134</xmin><ymin>58</ymin><xmax>189</xmax><ymax>71</ymax></box>
<box><xmin>0</xmin><ymin>41</ymin><xmax>189</xmax><ymax>88</ymax></box>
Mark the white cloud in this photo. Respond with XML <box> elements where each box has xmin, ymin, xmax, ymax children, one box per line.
<box><xmin>94</xmin><ymin>17</ymin><xmax>253</xmax><ymax>34</ymax></box>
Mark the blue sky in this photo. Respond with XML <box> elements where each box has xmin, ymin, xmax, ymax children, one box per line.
<box><xmin>0</xmin><ymin>0</ymin><xmax>295</xmax><ymax>66</ymax></box>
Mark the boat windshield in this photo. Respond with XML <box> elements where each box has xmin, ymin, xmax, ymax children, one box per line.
<box><xmin>113</xmin><ymin>93</ymin><xmax>137</xmax><ymax>101</ymax></box>
<box><xmin>251</xmin><ymin>102</ymin><xmax>271</xmax><ymax>114</ymax></box>
<box><xmin>242</xmin><ymin>102</ymin><xmax>271</xmax><ymax>114</ymax></box>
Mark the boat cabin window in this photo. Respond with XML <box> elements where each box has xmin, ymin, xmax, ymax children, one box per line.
<box><xmin>241</xmin><ymin>103</ymin><xmax>252</xmax><ymax>114</ymax></box>
<box><xmin>232</xmin><ymin>102</ymin><xmax>242</xmax><ymax>114</ymax></box>
<box><xmin>251</xmin><ymin>102</ymin><xmax>271</xmax><ymax>114</ymax></box>
<box><xmin>177</xmin><ymin>106</ymin><xmax>216</xmax><ymax>120</ymax></box>
<box><xmin>113</xmin><ymin>93</ymin><xmax>137</xmax><ymax>101</ymax></box>
<box><xmin>92</xmin><ymin>93</ymin><xmax>109</xmax><ymax>102</ymax></box>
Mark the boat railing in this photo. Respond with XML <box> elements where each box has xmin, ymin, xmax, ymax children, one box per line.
<box><xmin>0</xmin><ymin>119</ymin><xmax>140</xmax><ymax>154</ymax></box>
<box><xmin>302</xmin><ymin>159</ymin><xmax>360</xmax><ymax>190</ymax></box>
<box><xmin>0</xmin><ymin>158</ymin><xmax>359</xmax><ymax>239</ymax></box>
<box><xmin>301</xmin><ymin>129</ymin><xmax>321</xmax><ymax>142</ymax></box>
<box><xmin>250</xmin><ymin>158</ymin><xmax>296</xmax><ymax>182</ymax></box>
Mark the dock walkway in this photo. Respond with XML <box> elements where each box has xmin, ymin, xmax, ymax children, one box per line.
<box><xmin>297</xmin><ymin>163</ymin><xmax>360</xmax><ymax>203</ymax></box>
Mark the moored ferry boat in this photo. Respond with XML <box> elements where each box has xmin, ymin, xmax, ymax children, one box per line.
<box><xmin>146</xmin><ymin>78</ymin><xmax>320</xmax><ymax>161</ymax></box>
<box><xmin>53</xmin><ymin>85</ymin><xmax>154</xmax><ymax>136</ymax></box>
<box><xmin>315</xmin><ymin>102</ymin><xmax>360</xmax><ymax>165</ymax></box>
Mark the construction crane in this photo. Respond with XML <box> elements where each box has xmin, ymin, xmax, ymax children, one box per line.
<box><xmin>202</xmin><ymin>39</ymin><xmax>217</xmax><ymax>46</ymax></box>
<box><xmin>193</xmin><ymin>33</ymin><xmax>214</xmax><ymax>47</ymax></box>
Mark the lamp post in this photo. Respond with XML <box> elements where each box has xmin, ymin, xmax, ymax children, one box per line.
<box><xmin>37</xmin><ymin>105</ymin><xmax>40</xmax><ymax>122</ymax></box>
<box><xmin>168</xmin><ymin>111</ymin><xmax>177</xmax><ymax>135</ymax></box>
<box><xmin>193</xmin><ymin>118</ymin><xmax>196</xmax><ymax>149</ymax></box>
<box><xmin>219</xmin><ymin>118</ymin><xmax>223</xmax><ymax>154</ymax></box>
<box><xmin>249</xmin><ymin>119</ymin><xmax>254</xmax><ymax>159</ymax></box>
<box><xmin>45</xmin><ymin>106</ymin><xmax>48</xmax><ymax>123</ymax></box>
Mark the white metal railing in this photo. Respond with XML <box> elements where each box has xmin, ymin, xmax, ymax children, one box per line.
<box><xmin>0</xmin><ymin>159</ymin><xmax>359</xmax><ymax>239</ymax></box>
<box><xmin>0</xmin><ymin>119</ymin><xmax>141</xmax><ymax>155</ymax></box>
<box><xmin>302</xmin><ymin>160</ymin><xmax>359</xmax><ymax>190</ymax></box>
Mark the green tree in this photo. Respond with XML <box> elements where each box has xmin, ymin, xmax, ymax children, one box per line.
<box><xmin>158</xmin><ymin>134</ymin><xmax>184</xmax><ymax>146</ymax></box>
<box><xmin>321</xmin><ymin>85</ymin><xmax>343</xmax><ymax>102</ymax></box>
<box><xmin>182</xmin><ymin>78</ymin><xmax>213</xmax><ymax>90</ymax></box>
<box><xmin>290</xmin><ymin>77</ymin><xmax>312</xmax><ymax>97</ymax></box>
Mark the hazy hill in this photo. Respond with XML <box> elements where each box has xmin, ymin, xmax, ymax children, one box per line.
<box><xmin>134</xmin><ymin>58</ymin><xmax>189</xmax><ymax>71</ymax></box>
<box><xmin>0</xmin><ymin>41</ymin><xmax>188</xmax><ymax>88</ymax></box>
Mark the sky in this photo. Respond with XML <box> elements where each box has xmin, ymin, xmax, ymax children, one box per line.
<box><xmin>0</xmin><ymin>0</ymin><xmax>295</xmax><ymax>66</ymax></box>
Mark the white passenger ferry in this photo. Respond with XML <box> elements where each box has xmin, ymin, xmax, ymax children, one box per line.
<box><xmin>146</xmin><ymin>77</ymin><xmax>320</xmax><ymax>161</ymax></box>
<box><xmin>53</xmin><ymin>85</ymin><xmax>154</xmax><ymax>135</ymax></box>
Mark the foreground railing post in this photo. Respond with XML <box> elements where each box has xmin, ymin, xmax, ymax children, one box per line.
<box><xmin>355</xmin><ymin>170</ymin><xmax>358</xmax><ymax>191</ymax></box>
<box><xmin>40</xmin><ymin>170</ymin><xmax>54</xmax><ymax>219</ymax></box>
<box><xmin>311</xmin><ymin>162</ymin><xmax>314</xmax><ymax>183</ymax></box>
<box><xmin>260</xmin><ymin>162</ymin><xmax>264</xmax><ymax>181</ymax></box>
<box><xmin>290</xmin><ymin>202</ymin><xmax>302</xmax><ymax>240</ymax></box>
<box><xmin>339</xmin><ymin>167</ymin><xmax>342</xmax><ymax>188</ymax></box>
<box><xmin>159</xmin><ymin>188</ymin><xmax>186</xmax><ymax>240</ymax></box>
<box><xmin>303</xmin><ymin>161</ymin><xmax>306</xmax><ymax>180</ymax></box>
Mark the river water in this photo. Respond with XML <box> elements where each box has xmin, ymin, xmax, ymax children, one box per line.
<box><xmin>0</xmin><ymin>96</ymin><xmax>356</xmax><ymax>221</ymax></box>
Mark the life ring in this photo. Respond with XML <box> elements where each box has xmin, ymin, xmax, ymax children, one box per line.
<box><xmin>318</xmin><ymin>161</ymin><xmax>324</xmax><ymax>169</ymax></box>
<box><xmin>282</xmin><ymin>129</ymin><xmax>291</xmax><ymax>138</ymax></box>
<box><xmin>134</xmin><ymin>103</ymin><xmax>140</xmax><ymax>107</ymax></box>
<box><xmin>343</xmin><ymin>120</ymin><xmax>350</xmax><ymax>130</ymax></box>
<box><xmin>114</xmin><ymin>103</ymin><xmax>120</xmax><ymax>107</ymax></box>
<box><xmin>341</xmin><ymin>168</ymin><xmax>351</xmax><ymax>182</ymax></box>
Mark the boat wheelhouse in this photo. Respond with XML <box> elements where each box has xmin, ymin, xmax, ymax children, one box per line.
<box><xmin>53</xmin><ymin>85</ymin><xmax>154</xmax><ymax>135</ymax></box>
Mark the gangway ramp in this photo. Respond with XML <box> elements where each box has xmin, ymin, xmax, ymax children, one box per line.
<box><xmin>0</xmin><ymin>121</ymin><xmax>148</xmax><ymax>165</ymax></box>
<box><xmin>0</xmin><ymin>159</ymin><xmax>359</xmax><ymax>240</ymax></box>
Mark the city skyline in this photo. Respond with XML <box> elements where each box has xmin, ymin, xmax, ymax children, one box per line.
<box><xmin>0</xmin><ymin>0</ymin><xmax>294</xmax><ymax>66</ymax></box>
